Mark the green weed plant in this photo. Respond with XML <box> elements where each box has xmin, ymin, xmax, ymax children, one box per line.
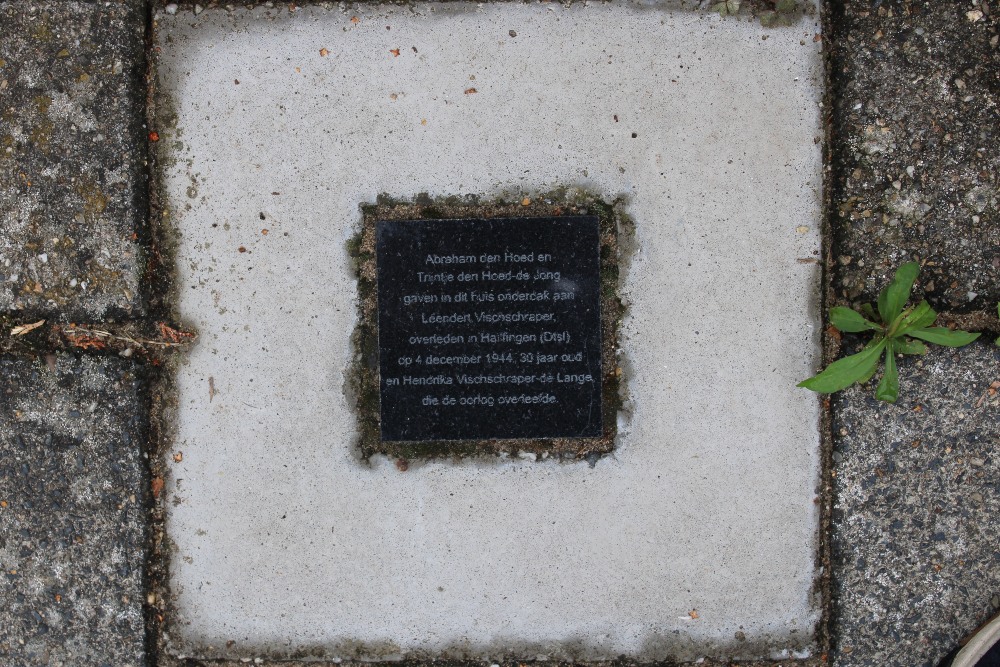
<box><xmin>799</xmin><ymin>262</ymin><xmax>980</xmax><ymax>403</ymax></box>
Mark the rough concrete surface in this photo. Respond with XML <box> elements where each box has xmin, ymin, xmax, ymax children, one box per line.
<box><xmin>0</xmin><ymin>0</ymin><xmax>147</xmax><ymax>321</ymax></box>
<box><xmin>155</xmin><ymin>3</ymin><xmax>824</xmax><ymax>662</ymax></box>
<box><xmin>829</xmin><ymin>340</ymin><xmax>1000</xmax><ymax>667</ymax></box>
<box><xmin>0</xmin><ymin>354</ymin><xmax>148</xmax><ymax>667</ymax></box>
<box><xmin>828</xmin><ymin>1</ymin><xmax>1000</xmax><ymax>311</ymax></box>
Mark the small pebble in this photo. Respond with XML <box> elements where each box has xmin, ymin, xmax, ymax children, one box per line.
<box><xmin>164</xmin><ymin>2</ymin><xmax>178</xmax><ymax>14</ymax></box>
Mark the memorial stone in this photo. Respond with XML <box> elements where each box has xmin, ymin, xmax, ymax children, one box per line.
<box><xmin>155</xmin><ymin>2</ymin><xmax>825</xmax><ymax>661</ymax></box>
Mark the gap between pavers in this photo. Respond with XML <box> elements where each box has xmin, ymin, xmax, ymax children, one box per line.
<box><xmin>154</xmin><ymin>2</ymin><xmax>825</xmax><ymax>662</ymax></box>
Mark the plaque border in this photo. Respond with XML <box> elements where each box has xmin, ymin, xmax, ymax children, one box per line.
<box><xmin>348</xmin><ymin>193</ymin><xmax>625</xmax><ymax>462</ymax></box>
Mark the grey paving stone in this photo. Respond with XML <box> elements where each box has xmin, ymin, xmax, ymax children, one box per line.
<box><xmin>829</xmin><ymin>1</ymin><xmax>1000</xmax><ymax>311</ymax></box>
<box><xmin>830</xmin><ymin>340</ymin><xmax>1000</xmax><ymax>667</ymax></box>
<box><xmin>0</xmin><ymin>354</ymin><xmax>148</xmax><ymax>667</ymax></box>
<box><xmin>0</xmin><ymin>0</ymin><xmax>147</xmax><ymax>320</ymax></box>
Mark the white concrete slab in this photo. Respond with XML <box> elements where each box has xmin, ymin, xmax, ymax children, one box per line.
<box><xmin>155</xmin><ymin>2</ymin><xmax>825</xmax><ymax>662</ymax></box>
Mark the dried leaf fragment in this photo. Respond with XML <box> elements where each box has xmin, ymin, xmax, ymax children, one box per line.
<box><xmin>152</xmin><ymin>477</ymin><xmax>164</xmax><ymax>498</ymax></box>
<box><xmin>158</xmin><ymin>322</ymin><xmax>196</xmax><ymax>344</ymax></box>
<box><xmin>390</xmin><ymin>48</ymin><xmax>401</xmax><ymax>57</ymax></box>
<box><xmin>64</xmin><ymin>327</ymin><xmax>107</xmax><ymax>350</ymax></box>
<box><xmin>11</xmin><ymin>319</ymin><xmax>45</xmax><ymax>336</ymax></box>
<box><xmin>689</xmin><ymin>609</ymin><xmax>699</xmax><ymax>619</ymax></box>
<box><xmin>319</xmin><ymin>48</ymin><xmax>329</xmax><ymax>57</ymax></box>
<box><xmin>173</xmin><ymin>452</ymin><xmax>184</xmax><ymax>463</ymax></box>
<box><xmin>464</xmin><ymin>87</ymin><xmax>478</xmax><ymax>94</ymax></box>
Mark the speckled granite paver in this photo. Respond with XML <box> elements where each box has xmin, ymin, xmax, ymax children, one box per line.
<box><xmin>0</xmin><ymin>355</ymin><xmax>148</xmax><ymax>667</ymax></box>
<box><xmin>0</xmin><ymin>0</ymin><xmax>148</xmax><ymax>320</ymax></box>
<box><xmin>828</xmin><ymin>1</ymin><xmax>1000</xmax><ymax>311</ymax></box>
<box><xmin>827</xmin><ymin>4</ymin><xmax>1000</xmax><ymax>664</ymax></box>
<box><xmin>829</xmin><ymin>341</ymin><xmax>1000</xmax><ymax>667</ymax></box>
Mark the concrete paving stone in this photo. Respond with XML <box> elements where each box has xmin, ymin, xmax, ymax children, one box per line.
<box><xmin>0</xmin><ymin>0</ymin><xmax>148</xmax><ymax>320</ymax></box>
<box><xmin>829</xmin><ymin>340</ymin><xmax>1000</xmax><ymax>667</ymax></box>
<box><xmin>155</xmin><ymin>2</ymin><xmax>825</xmax><ymax>662</ymax></box>
<box><xmin>0</xmin><ymin>354</ymin><xmax>148</xmax><ymax>667</ymax></box>
<box><xmin>828</xmin><ymin>1</ymin><xmax>1000</xmax><ymax>312</ymax></box>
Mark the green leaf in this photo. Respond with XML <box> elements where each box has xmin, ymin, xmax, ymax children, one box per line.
<box><xmin>877</xmin><ymin>261</ymin><xmax>920</xmax><ymax>325</ymax></box>
<box><xmin>896</xmin><ymin>338</ymin><xmax>928</xmax><ymax>355</ymax></box>
<box><xmin>857</xmin><ymin>336</ymin><xmax>885</xmax><ymax>383</ymax></box>
<box><xmin>892</xmin><ymin>300</ymin><xmax>937</xmax><ymax>336</ymax></box>
<box><xmin>775</xmin><ymin>0</ymin><xmax>797</xmax><ymax>11</ymax></box>
<box><xmin>857</xmin><ymin>360</ymin><xmax>880</xmax><ymax>384</ymax></box>
<box><xmin>859</xmin><ymin>302</ymin><xmax>879</xmax><ymax>322</ymax></box>
<box><xmin>875</xmin><ymin>342</ymin><xmax>899</xmax><ymax>402</ymax></box>
<box><xmin>909</xmin><ymin>327</ymin><xmax>981</xmax><ymax>347</ymax></box>
<box><xmin>798</xmin><ymin>338</ymin><xmax>887</xmax><ymax>394</ymax></box>
<box><xmin>830</xmin><ymin>306</ymin><xmax>880</xmax><ymax>333</ymax></box>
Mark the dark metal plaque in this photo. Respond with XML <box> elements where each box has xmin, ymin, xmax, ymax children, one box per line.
<box><xmin>376</xmin><ymin>216</ymin><xmax>602</xmax><ymax>442</ymax></box>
